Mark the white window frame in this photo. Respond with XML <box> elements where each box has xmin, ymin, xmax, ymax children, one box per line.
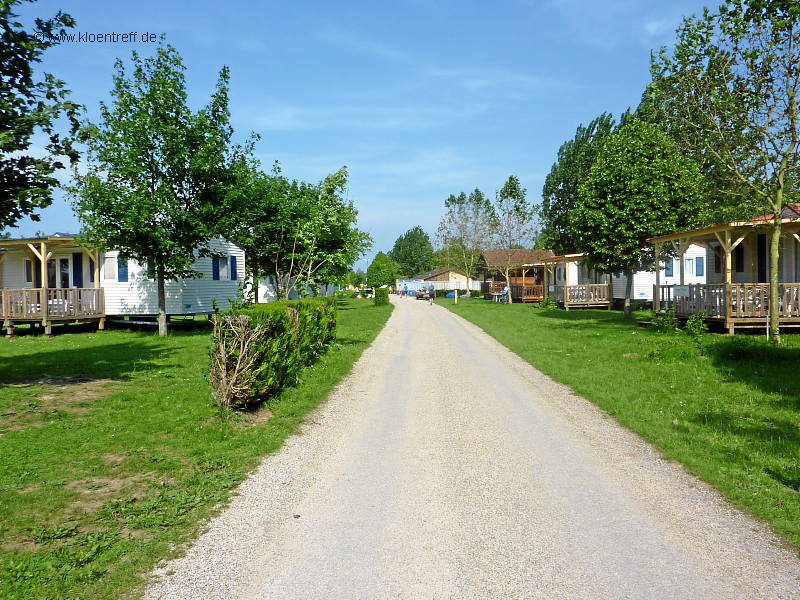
<box><xmin>685</xmin><ymin>258</ymin><xmax>694</xmax><ymax>276</ymax></box>
<box><xmin>24</xmin><ymin>259</ymin><xmax>33</xmax><ymax>284</ymax></box>
<box><xmin>103</xmin><ymin>255</ymin><xmax>117</xmax><ymax>281</ymax></box>
<box><xmin>218</xmin><ymin>256</ymin><xmax>229</xmax><ymax>280</ymax></box>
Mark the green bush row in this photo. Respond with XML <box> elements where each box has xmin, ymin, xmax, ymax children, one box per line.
<box><xmin>373</xmin><ymin>287</ymin><xmax>389</xmax><ymax>306</ymax></box>
<box><xmin>209</xmin><ymin>297</ymin><xmax>336</xmax><ymax>409</ymax></box>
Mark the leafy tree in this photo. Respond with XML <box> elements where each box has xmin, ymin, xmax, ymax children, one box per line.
<box><xmin>221</xmin><ymin>161</ymin><xmax>285</xmax><ymax>302</ymax></box>
<box><xmin>366</xmin><ymin>251</ymin><xmax>400</xmax><ymax>287</ymax></box>
<box><xmin>571</xmin><ymin>120</ymin><xmax>706</xmax><ymax>317</ymax></box>
<box><xmin>231</xmin><ymin>165</ymin><xmax>371</xmax><ymax>300</ymax></box>
<box><xmin>388</xmin><ymin>225</ymin><xmax>434</xmax><ymax>277</ymax></box>
<box><xmin>648</xmin><ymin>0</ymin><xmax>800</xmax><ymax>342</ymax></box>
<box><xmin>1</xmin><ymin>0</ymin><xmax>80</xmax><ymax>230</ymax></box>
<box><xmin>492</xmin><ymin>175</ymin><xmax>537</xmax><ymax>298</ymax></box>
<box><xmin>437</xmin><ymin>188</ymin><xmax>495</xmax><ymax>277</ymax></box>
<box><xmin>540</xmin><ymin>114</ymin><xmax>615</xmax><ymax>254</ymax></box>
<box><xmin>72</xmin><ymin>44</ymin><xmax>244</xmax><ymax>335</ymax></box>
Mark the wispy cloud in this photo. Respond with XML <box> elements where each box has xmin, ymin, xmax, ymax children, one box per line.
<box><xmin>429</xmin><ymin>67</ymin><xmax>575</xmax><ymax>100</ymax></box>
<box><xmin>250</xmin><ymin>102</ymin><xmax>486</xmax><ymax>132</ymax></box>
<box><xmin>317</xmin><ymin>29</ymin><xmax>411</xmax><ymax>64</ymax></box>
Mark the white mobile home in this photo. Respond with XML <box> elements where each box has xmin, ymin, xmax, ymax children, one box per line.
<box><xmin>540</xmin><ymin>245</ymin><xmax>708</xmax><ymax>309</ymax></box>
<box><xmin>611</xmin><ymin>243</ymin><xmax>708</xmax><ymax>302</ymax></box>
<box><xmin>0</xmin><ymin>234</ymin><xmax>244</xmax><ymax>334</ymax></box>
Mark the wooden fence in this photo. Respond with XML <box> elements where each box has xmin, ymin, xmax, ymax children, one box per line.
<box><xmin>1</xmin><ymin>288</ymin><xmax>105</xmax><ymax>320</ymax></box>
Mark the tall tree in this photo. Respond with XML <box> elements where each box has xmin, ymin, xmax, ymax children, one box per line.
<box><xmin>366</xmin><ymin>251</ymin><xmax>400</xmax><ymax>287</ymax></box>
<box><xmin>233</xmin><ymin>165</ymin><xmax>371</xmax><ymax>300</ymax></box>
<box><xmin>492</xmin><ymin>175</ymin><xmax>536</xmax><ymax>298</ymax></box>
<box><xmin>437</xmin><ymin>188</ymin><xmax>495</xmax><ymax>277</ymax></box>
<box><xmin>649</xmin><ymin>0</ymin><xmax>800</xmax><ymax>342</ymax></box>
<box><xmin>1</xmin><ymin>0</ymin><xmax>80</xmax><ymax>230</ymax></box>
<box><xmin>571</xmin><ymin>120</ymin><xmax>706</xmax><ymax>317</ymax></box>
<box><xmin>72</xmin><ymin>44</ymin><xmax>244</xmax><ymax>335</ymax></box>
<box><xmin>388</xmin><ymin>225</ymin><xmax>434</xmax><ymax>277</ymax></box>
<box><xmin>540</xmin><ymin>114</ymin><xmax>615</xmax><ymax>254</ymax></box>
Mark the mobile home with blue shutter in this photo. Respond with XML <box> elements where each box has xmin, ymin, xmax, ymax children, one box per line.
<box><xmin>0</xmin><ymin>234</ymin><xmax>244</xmax><ymax>334</ymax></box>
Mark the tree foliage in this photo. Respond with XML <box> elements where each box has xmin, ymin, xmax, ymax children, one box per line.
<box><xmin>648</xmin><ymin>0</ymin><xmax>800</xmax><ymax>342</ymax></box>
<box><xmin>225</xmin><ymin>163</ymin><xmax>371</xmax><ymax>300</ymax></box>
<box><xmin>71</xmin><ymin>44</ymin><xmax>244</xmax><ymax>335</ymax></box>
<box><xmin>571</xmin><ymin>120</ymin><xmax>706</xmax><ymax>315</ymax></box>
<box><xmin>388</xmin><ymin>225</ymin><xmax>434</xmax><ymax>277</ymax></box>
<box><xmin>492</xmin><ymin>175</ymin><xmax>537</xmax><ymax>292</ymax></box>
<box><xmin>539</xmin><ymin>114</ymin><xmax>615</xmax><ymax>254</ymax></box>
<box><xmin>366</xmin><ymin>251</ymin><xmax>400</xmax><ymax>287</ymax></box>
<box><xmin>437</xmin><ymin>188</ymin><xmax>495</xmax><ymax>277</ymax></box>
<box><xmin>1</xmin><ymin>0</ymin><xmax>80</xmax><ymax>230</ymax></box>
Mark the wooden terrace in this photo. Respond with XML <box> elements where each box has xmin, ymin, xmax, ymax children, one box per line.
<box><xmin>541</xmin><ymin>254</ymin><xmax>612</xmax><ymax>310</ymax></box>
<box><xmin>0</xmin><ymin>236</ymin><xmax>106</xmax><ymax>335</ymax></box>
<box><xmin>649</xmin><ymin>208</ymin><xmax>800</xmax><ymax>334</ymax></box>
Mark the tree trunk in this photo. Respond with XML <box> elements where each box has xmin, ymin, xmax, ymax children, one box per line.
<box><xmin>157</xmin><ymin>266</ymin><xmax>168</xmax><ymax>337</ymax></box>
<box><xmin>623</xmin><ymin>268</ymin><xmax>634</xmax><ymax>318</ymax></box>
<box><xmin>505</xmin><ymin>267</ymin><xmax>512</xmax><ymax>304</ymax></box>
<box><xmin>769</xmin><ymin>218</ymin><xmax>781</xmax><ymax>344</ymax></box>
<box><xmin>251</xmin><ymin>260</ymin><xmax>259</xmax><ymax>304</ymax></box>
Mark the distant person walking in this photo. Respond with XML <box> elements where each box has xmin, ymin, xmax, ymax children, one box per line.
<box><xmin>428</xmin><ymin>284</ymin><xmax>435</xmax><ymax>305</ymax></box>
<box><xmin>403</xmin><ymin>283</ymin><xmax>408</xmax><ymax>298</ymax></box>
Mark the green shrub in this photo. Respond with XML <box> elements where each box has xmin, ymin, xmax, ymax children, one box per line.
<box><xmin>683</xmin><ymin>311</ymin><xmax>708</xmax><ymax>338</ymax></box>
<box><xmin>650</xmin><ymin>309</ymin><xmax>679</xmax><ymax>333</ymax></box>
<box><xmin>535</xmin><ymin>297</ymin><xmax>558</xmax><ymax>310</ymax></box>
<box><xmin>336</xmin><ymin>289</ymin><xmax>358</xmax><ymax>299</ymax></box>
<box><xmin>373</xmin><ymin>287</ymin><xmax>389</xmax><ymax>306</ymax></box>
<box><xmin>209</xmin><ymin>298</ymin><xmax>336</xmax><ymax>410</ymax></box>
<box><xmin>470</xmin><ymin>290</ymin><xmax>482</xmax><ymax>298</ymax></box>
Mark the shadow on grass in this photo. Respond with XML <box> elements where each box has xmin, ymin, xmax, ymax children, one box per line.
<box><xmin>0</xmin><ymin>340</ymin><xmax>174</xmax><ymax>384</ymax></box>
<box><xmin>705</xmin><ymin>337</ymin><xmax>800</xmax><ymax>405</ymax></box>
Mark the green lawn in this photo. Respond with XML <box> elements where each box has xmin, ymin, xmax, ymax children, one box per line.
<box><xmin>0</xmin><ymin>298</ymin><xmax>392</xmax><ymax>599</ymax></box>
<box><xmin>440</xmin><ymin>298</ymin><xmax>800</xmax><ymax>551</ymax></box>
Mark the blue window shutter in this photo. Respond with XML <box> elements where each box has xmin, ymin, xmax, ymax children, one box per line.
<box><xmin>230</xmin><ymin>255</ymin><xmax>238</xmax><ymax>280</ymax></box>
<box><xmin>117</xmin><ymin>256</ymin><xmax>129</xmax><ymax>282</ymax></box>
<box><xmin>72</xmin><ymin>253</ymin><xmax>84</xmax><ymax>287</ymax></box>
<box><xmin>696</xmin><ymin>256</ymin><xmax>704</xmax><ymax>277</ymax></box>
<box><xmin>665</xmin><ymin>259</ymin><xmax>674</xmax><ymax>277</ymax></box>
<box><xmin>212</xmin><ymin>256</ymin><xmax>220</xmax><ymax>280</ymax></box>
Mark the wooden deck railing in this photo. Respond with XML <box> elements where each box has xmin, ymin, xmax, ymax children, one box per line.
<box><xmin>482</xmin><ymin>282</ymin><xmax>545</xmax><ymax>301</ymax></box>
<box><xmin>655</xmin><ymin>283</ymin><xmax>800</xmax><ymax>318</ymax></box>
<box><xmin>553</xmin><ymin>284</ymin><xmax>610</xmax><ymax>304</ymax></box>
<box><xmin>1</xmin><ymin>288</ymin><xmax>105</xmax><ymax>319</ymax></box>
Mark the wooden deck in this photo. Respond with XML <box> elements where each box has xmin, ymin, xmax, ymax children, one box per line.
<box><xmin>552</xmin><ymin>284</ymin><xmax>612</xmax><ymax>310</ymax></box>
<box><xmin>655</xmin><ymin>283</ymin><xmax>800</xmax><ymax>333</ymax></box>
<box><xmin>482</xmin><ymin>283</ymin><xmax>545</xmax><ymax>302</ymax></box>
<box><xmin>1</xmin><ymin>288</ymin><xmax>105</xmax><ymax>334</ymax></box>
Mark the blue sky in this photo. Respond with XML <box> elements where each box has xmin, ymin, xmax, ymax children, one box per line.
<box><xmin>14</xmin><ymin>0</ymin><xmax>716</xmax><ymax>263</ymax></box>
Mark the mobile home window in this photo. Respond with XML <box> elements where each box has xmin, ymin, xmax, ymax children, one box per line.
<box><xmin>117</xmin><ymin>256</ymin><xmax>129</xmax><ymax>282</ymax></box>
<box><xmin>696</xmin><ymin>256</ymin><xmax>704</xmax><ymax>277</ymax></box>
<box><xmin>684</xmin><ymin>258</ymin><xmax>694</xmax><ymax>276</ymax></box>
<box><xmin>665</xmin><ymin>258</ymin><xmax>674</xmax><ymax>277</ymax></box>
<box><xmin>103</xmin><ymin>255</ymin><xmax>117</xmax><ymax>280</ymax></box>
<box><xmin>25</xmin><ymin>259</ymin><xmax>33</xmax><ymax>283</ymax></box>
<box><xmin>212</xmin><ymin>256</ymin><xmax>232</xmax><ymax>280</ymax></box>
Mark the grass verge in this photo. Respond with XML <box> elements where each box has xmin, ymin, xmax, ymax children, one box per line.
<box><xmin>0</xmin><ymin>298</ymin><xmax>392</xmax><ymax>599</ymax></box>
<box><xmin>439</xmin><ymin>298</ymin><xmax>800</xmax><ymax>551</ymax></box>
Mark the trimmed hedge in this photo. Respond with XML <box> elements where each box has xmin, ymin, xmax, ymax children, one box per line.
<box><xmin>373</xmin><ymin>287</ymin><xmax>389</xmax><ymax>306</ymax></box>
<box><xmin>209</xmin><ymin>297</ymin><xmax>336</xmax><ymax>409</ymax></box>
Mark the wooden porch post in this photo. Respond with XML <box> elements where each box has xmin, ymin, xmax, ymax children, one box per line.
<box><xmin>672</xmin><ymin>239</ymin><xmax>690</xmax><ymax>286</ymax></box>
<box><xmin>40</xmin><ymin>240</ymin><xmax>51</xmax><ymax>334</ymax></box>
<box><xmin>654</xmin><ymin>241</ymin><xmax>661</xmax><ymax>311</ymax></box>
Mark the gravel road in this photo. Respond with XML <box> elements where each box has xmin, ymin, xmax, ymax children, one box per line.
<box><xmin>145</xmin><ymin>296</ymin><xmax>800</xmax><ymax>600</ymax></box>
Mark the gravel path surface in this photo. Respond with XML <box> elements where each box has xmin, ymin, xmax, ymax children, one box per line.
<box><xmin>145</xmin><ymin>296</ymin><xmax>800</xmax><ymax>600</ymax></box>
